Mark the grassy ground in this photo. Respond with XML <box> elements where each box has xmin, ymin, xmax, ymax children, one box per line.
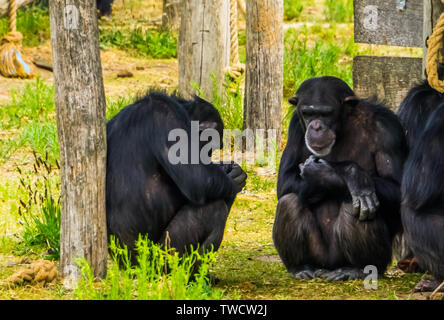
<box><xmin>0</xmin><ymin>0</ymin><xmax>432</xmax><ymax>300</ymax></box>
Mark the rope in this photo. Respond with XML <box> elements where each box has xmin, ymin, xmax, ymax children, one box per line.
<box><xmin>237</xmin><ymin>0</ymin><xmax>246</xmax><ymax>18</ymax></box>
<box><xmin>426</xmin><ymin>0</ymin><xmax>444</xmax><ymax>92</ymax></box>
<box><xmin>226</xmin><ymin>0</ymin><xmax>245</xmax><ymax>79</ymax></box>
<box><xmin>9</xmin><ymin>0</ymin><xmax>16</xmax><ymax>32</ymax></box>
<box><xmin>230</xmin><ymin>0</ymin><xmax>239</xmax><ymax>65</ymax></box>
<box><xmin>0</xmin><ymin>0</ymin><xmax>35</xmax><ymax>78</ymax></box>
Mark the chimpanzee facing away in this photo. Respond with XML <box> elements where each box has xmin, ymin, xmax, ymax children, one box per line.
<box><xmin>106</xmin><ymin>92</ymin><xmax>247</xmax><ymax>264</ymax></box>
<box><xmin>97</xmin><ymin>0</ymin><xmax>114</xmax><ymax>17</ymax></box>
<box><xmin>397</xmin><ymin>81</ymin><xmax>444</xmax><ymax>292</ymax></box>
<box><xmin>273</xmin><ymin>76</ymin><xmax>407</xmax><ymax>280</ymax></box>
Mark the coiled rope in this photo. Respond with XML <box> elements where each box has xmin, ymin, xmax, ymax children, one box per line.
<box><xmin>0</xmin><ymin>0</ymin><xmax>35</xmax><ymax>78</ymax></box>
<box><xmin>426</xmin><ymin>0</ymin><xmax>444</xmax><ymax>92</ymax></box>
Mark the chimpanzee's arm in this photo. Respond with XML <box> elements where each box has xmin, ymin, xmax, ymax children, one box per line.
<box><xmin>373</xmin><ymin>111</ymin><xmax>408</xmax><ymax>218</ymax></box>
<box><xmin>145</xmin><ymin>98</ymin><xmax>240</xmax><ymax>206</ymax></box>
<box><xmin>329</xmin><ymin>109</ymin><xmax>407</xmax><ymax>221</ymax></box>
<box><xmin>277</xmin><ymin>115</ymin><xmax>347</xmax><ymax>202</ymax></box>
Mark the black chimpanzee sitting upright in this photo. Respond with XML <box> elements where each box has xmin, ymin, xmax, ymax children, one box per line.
<box><xmin>106</xmin><ymin>92</ymin><xmax>247</xmax><ymax>263</ymax></box>
<box><xmin>397</xmin><ymin>81</ymin><xmax>444</xmax><ymax>292</ymax></box>
<box><xmin>273</xmin><ymin>76</ymin><xmax>407</xmax><ymax>280</ymax></box>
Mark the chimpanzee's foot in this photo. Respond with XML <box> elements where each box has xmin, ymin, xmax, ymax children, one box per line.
<box><xmin>413</xmin><ymin>279</ymin><xmax>444</xmax><ymax>292</ymax></box>
<box><xmin>290</xmin><ymin>265</ymin><xmax>315</xmax><ymax>280</ymax></box>
<box><xmin>313</xmin><ymin>268</ymin><xmax>332</xmax><ymax>279</ymax></box>
<box><xmin>398</xmin><ymin>257</ymin><xmax>423</xmax><ymax>273</ymax></box>
<box><xmin>325</xmin><ymin>267</ymin><xmax>365</xmax><ymax>281</ymax></box>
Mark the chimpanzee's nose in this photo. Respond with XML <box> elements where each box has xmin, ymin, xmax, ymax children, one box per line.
<box><xmin>311</xmin><ymin>120</ymin><xmax>323</xmax><ymax>131</ymax></box>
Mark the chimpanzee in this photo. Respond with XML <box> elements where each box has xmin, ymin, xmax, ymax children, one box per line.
<box><xmin>97</xmin><ymin>0</ymin><xmax>114</xmax><ymax>17</ymax></box>
<box><xmin>106</xmin><ymin>92</ymin><xmax>247</xmax><ymax>264</ymax></box>
<box><xmin>273</xmin><ymin>76</ymin><xmax>407</xmax><ymax>281</ymax></box>
<box><xmin>397</xmin><ymin>81</ymin><xmax>444</xmax><ymax>292</ymax></box>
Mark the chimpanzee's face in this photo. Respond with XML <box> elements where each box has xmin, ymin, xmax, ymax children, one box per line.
<box><xmin>186</xmin><ymin>97</ymin><xmax>225</xmax><ymax>157</ymax></box>
<box><xmin>289</xmin><ymin>77</ymin><xmax>356</xmax><ymax>157</ymax></box>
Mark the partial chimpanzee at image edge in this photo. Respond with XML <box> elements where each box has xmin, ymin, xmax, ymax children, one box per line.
<box><xmin>273</xmin><ymin>76</ymin><xmax>407</xmax><ymax>281</ymax></box>
<box><xmin>97</xmin><ymin>0</ymin><xmax>113</xmax><ymax>17</ymax></box>
<box><xmin>106</xmin><ymin>92</ymin><xmax>247</xmax><ymax>268</ymax></box>
<box><xmin>397</xmin><ymin>80</ymin><xmax>444</xmax><ymax>292</ymax></box>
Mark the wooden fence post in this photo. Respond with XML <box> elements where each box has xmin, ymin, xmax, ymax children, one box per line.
<box><xmin>243</xmin><ymin>0</ymin><xmax>283</xmax><ymax>149</ymax></box>
<box><xmin>49</xmin><ymin>0</ymin><xmax>108</xmax><ymax>286</ymax></box>
<box><xmin>178</xmin><ymin>0</ymin><xmax>230</xmax><ymax>102</ymax></box>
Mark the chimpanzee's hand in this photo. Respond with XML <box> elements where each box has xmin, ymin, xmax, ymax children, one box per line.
<box><xmin>299</xmin><ymin>155</ymin><xmax>336</xmax><ymax>184</ymax></box>
<box><xmin>227</xmin><ymin>162</ymin><xmax>247</xmax><ymax>194</ymax></box>
<box><xmin>342</xmin><ymin>163</ymin><xmax>379</xmax><ymax>221</ymax></box>
<box><xmin>217</xmin><ymin>161</ymin><xmax>235</xmax><ymax>174</ymax></box>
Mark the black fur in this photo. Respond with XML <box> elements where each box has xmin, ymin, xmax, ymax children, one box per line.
<box><xmin>274</xmin><ymin>77</ymin><xmax>407</xmax><ymax>280</ymax></box>
<box><xmin>106</xmin><ymin>92</ymin><xmax>246</xmax><ymax>262</ymax></box>
<box><xmin>97</xmin><ymin>0</ymin><xmax>113</xmax><ymax>17</ymax></box>
<box><xmin>398</xmin><ymin>82</ymin><xmax>444</xmax><ymax>282</ymax></box>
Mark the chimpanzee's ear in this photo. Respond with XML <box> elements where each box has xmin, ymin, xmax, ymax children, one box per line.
<box><xmin>343</xmin><ymin>96</ymin><xmax>359</xmax><ymax>106</ymax></box>
<box><xmin>288</xmin><ymin>96</ymin><xmax>298</xmax><ymax>106</ymax></box>
<box><xmin>199</xmin><ymin>121</ymin><xmax>218</xmax><ymax>131</ymax></box>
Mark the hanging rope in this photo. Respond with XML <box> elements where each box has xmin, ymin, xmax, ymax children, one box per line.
<box><xmin>0</xmin><ymin>0</ymin><xmax>35</xmax><ymax>78</ymax></box>
<box><xmin>226</xmin><ymin>0</ymin><xmax>245</xmax><ymax>79</ymax></box>
<box><xmin>426</xmin><ymin>0</ymin><xmax>444</xmax><ymax>92</ymax></box>
<box><xmin>237</xmin><ymin>0</ymin><xmax>246</xmax><ymax>18</ymax></box>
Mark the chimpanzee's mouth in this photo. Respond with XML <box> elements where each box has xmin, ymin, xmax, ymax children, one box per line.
<box><xmin>306</xmin><ymin>139</ymin><xmax>335</xmax><ymax>157</ymax></box>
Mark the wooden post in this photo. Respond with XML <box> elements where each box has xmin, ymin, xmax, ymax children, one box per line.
<box><xmin>49</xmin><ymin>0</ymin><xmax>108</xmax><ymax>285</ymax></box>
<box><xmin>423</xmin><ymin>0</ymin><xmax>444</xmax><ymax>78</ymax></box>
<box><xmin>178</xmin><ymin>0</ymin><xmax>230</xmax><ymax>102</ymax></box>
<box><xmin>162</xmin><ymin>0</ymin><xmax>181</xmax><ymax>31</ymax></box>
<box><xmin>243</xmin><ymin>0</ymin><xmax>283</xmax><ymax>148</ymax></box>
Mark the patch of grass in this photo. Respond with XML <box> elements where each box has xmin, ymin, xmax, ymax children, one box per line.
<box><xmin>284</xmin><ymin>0</ymin><xmax>304</xmax><ymax>21</ymax></box>
<box><xmin>99</xmin><ymin>27</ymin><xmax>177</xmax><ymax>59</ymax></box>
<box><xmin>0</xmin><ymin>77</ymin><xmax>55</xmax><ymax>130</ymax></box>
<box><xmin>324</xmin><ymin>0</ymin><xmax>353</xmax><ymax>23</ymax></box>
<box><xmin>283</xmin><ymin>25</ymin><xmax>356</xmax><ymax>97</ymax></box>
<box><xmin>0</xmin><ymin>4</ymin><xmax>50</xmax><ymax>47</ymax></box>
<box><xmin>18</xmin><ymin>122</ymin><xmax>58</xmax><ymax>164</ymax></box>
<box><xmin>74</xmin><ymin>236</ymin><xmax>225</xmax><ymax>300</ymax></box>
<box><xmin>211</xmin><ymin>75</ymin><xmax>244</xmax><ymax>131</ymax></box>
<box><xmin>14</xmin><ymin>155</ymin><xmax>60</xmax><ymax>260</ymax></box>
<box><xmin>106</xmin><ymin>96</ymin><xmax>135</xmax><ymax>121</ymax></box>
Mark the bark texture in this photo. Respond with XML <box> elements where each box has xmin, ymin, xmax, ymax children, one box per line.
<box><xmin>49</xmin><ymin>0</ymin><xmax>107</xmax><ymax>285</ymax></box>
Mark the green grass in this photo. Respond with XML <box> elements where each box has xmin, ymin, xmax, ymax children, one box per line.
<box><xmin>99</xmin><ymin>27</ymin><xmax>177</xmax><ymax>59</ymax></box>
<box><xmin>284</xmin><ymin>0</ymin><xmax>304</xmax><ymax>21</ymax></box>
<box><xmin>0</xmin><ymin>78</ymin><xmax>55</xmax><ymax>130</ymax></box>
<box><xmin>74</xmin><ymin>236</ymin><xmax>226</xmax><ymax>300</ymax></box>
<box><xmin>283</xmin><ymin>25</ymin><xmax>356</xmax><ymax>97</ymax></box>
<box><xmin>18</xmin><ymin>122</ymin><xmax>59</xmax><ymax>164</ymax></box>
<box><xmin>0</xmin><ymin>4</ymin><xmax>50</xmax><ymax>47</ymax></box>
<box><xmin>14</xmin><ymin>155</ymin><xmax>61</xmax><ymax>260</ymax></box>
<box><xmin>324</xmin><ymin>0</ymin><xmax>353</xmax><ymax>23</ymax></box>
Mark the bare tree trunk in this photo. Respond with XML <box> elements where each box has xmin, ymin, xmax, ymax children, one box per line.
<box><xmin>49</xmin><ymin>0</ymin><xmax>107</xmax><ymax>286</ymax></box>
<box><xmin>243</xmin><ymin>0</ymin><xmax>283</xmax><ymax>149</ymax></box>
<box><xmin>178</xmin><ymin>0</ymin><xmax>230</xmax><ymax>102</ymax></box>
<box><xmin>162</xmin><ymin>0</ymin><xmax>181</xmax><ymax>31</ymax></box>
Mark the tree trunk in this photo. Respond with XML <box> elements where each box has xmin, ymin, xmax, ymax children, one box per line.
<box><xmin>162</xmin><ymin>0</ymin><xmax>181</xmax><ymax>31</ymax></box>
<box><xmin>243</xmin><ymin>0</ymin><xmax>283</xmax><ymax>149</ymax></box>
<box><xmin>178</xmin><ymin>0</ymin><xmax>230</xmax><ymax>102</ymax></box>
<box><xmin>49</xmin><ymin>0</ymin><xmax>108</xmax><ymax>286</ymax></box>
<box><xmin>423</xmin><ymin>0</ymin><xmax>444</xmax><ymax>78</ymax></box>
